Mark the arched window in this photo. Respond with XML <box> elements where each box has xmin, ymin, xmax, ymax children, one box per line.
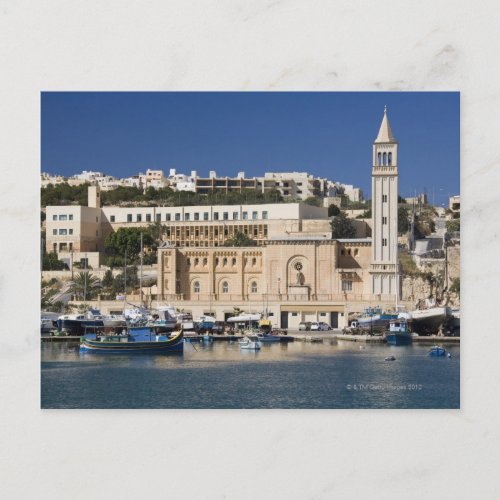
<box><xmin>388</xmin><ymin>152</ymin><xmax>392</xmax><ymax>166</ymax></box>
<box><xmin>194</xmin><ymin>257</ymin><xmax>199</xmax><ymax>266</ymax></box>
<box><xmin>203</xmin><ymin>257</ymin><xmax>208</xmax><ymax>266</ymax></box>
<box><xmin>222</xmin><ymin>281</ymin><xmax>229</xmax><ymax>294</ymax></box>
<box><xmin>383</xmin><ymin>152</ymin><xmax>387</xmax><ymax>166</ymax></box>
<box><xmin>251</xmin><ymin>281</ymin><xmax>257</xmax><ymax>293</ymax></box>
<box><xmin>232</xmin><ymin>257</ymin><xmax>236</xmax><ymax>266</ymax></box>
<box><xmin>223</xmin><ymin>257</ymin><xmax>227</xmax><ymax>266</ymax></box>
<box><xmin>252</xmin><ymin>257</ymin><xmax>257</xmax><ymax>266</ymax></box>
<box><xmin>193</xmin><ymin>281</ymin><xmax>200</xmax><ymax>293</ymax></box>
<box><xmin>378</xmin><ymin>152</ymin><xmax>382</xmax><ymax>166</ymax></box>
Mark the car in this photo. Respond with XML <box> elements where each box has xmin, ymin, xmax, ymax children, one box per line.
<box><xmin>317</xmin><ymin>322</ymin><xmax>331</xmax><ymax>331</ymax></box>
<box><xmin>298</xmin><ymin>322</ymin><xmax>312</xmax><ymax>331</ymax></box>
<box><xmin>310</xmin><ymin>322</ymin><xmax>320</xmax><ymax>331</ymax></box>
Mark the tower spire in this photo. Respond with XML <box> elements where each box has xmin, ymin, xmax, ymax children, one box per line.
<box><xmin>375</xmin><ymin>106</ymin><xmax>396</xmax><ymax>143</ymax></box>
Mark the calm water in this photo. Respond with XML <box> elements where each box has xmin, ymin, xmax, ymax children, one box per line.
<box><xmin>41</xmin><ymin>339</ymin><xmax>460</xmax><ymax>409</ymax></box>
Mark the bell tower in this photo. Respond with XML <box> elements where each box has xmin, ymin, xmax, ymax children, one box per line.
<box><xmin>370</xmin><ymin>106</ymin><xmax>399</xmax><ymax>297</ymax></box>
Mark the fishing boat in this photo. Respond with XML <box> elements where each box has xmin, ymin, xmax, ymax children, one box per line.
<box><xmin>428</xmin><ymin>345</ymin><xmax>446</xmax><ymax>357</ymax></box>
<box><xmin>355</xmin><ymin>307</ymin><xmax>398</xmax><ymax>330</ymax></box>
<box><xmin>409</xmin><ymin>299</ymin><xmax>452</xmax><ymax>335</ymax></box>
<box><xmin>80</xmin><ymin>327</ymin><xmax>184</xmax><ymax>353</ymax></box>
<box><xmin>239</xmin><ymin>336</ymin><xmax>262</xmax><ymax>350</ymax></box>
<box><xmin>385</xmin><ymin>319</ymin><xmax>413</xmax><ymax>346</ymax></box>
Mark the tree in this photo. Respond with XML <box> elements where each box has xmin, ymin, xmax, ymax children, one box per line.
<box><xmin>104</xmin><ymin>227</ymin><xmax>155</xmax><ymax>264</ymax></box>
<box><xmin>223</xmin><ymin>231</ymin><xmax>257</xmax><ymax>247</ymax></box>
<box><xmin>102</xmin><ymin>269</ymin><xmax>114</xmax><ymax>289</ymax></box>
<box><xmin>69</xmin><ymin>271</ymin><xmax>101</xmax><ymax>300</ymax></box>
<box><xmin>331</xmin><ymin>211</ymin><xmax>356</xmax><ymax>239</ymax></box>
<box><xmin>398</xmin><ymin>206</ymin><xmax>410</xmax><ymax>235</ymax></box>
<box><xmin>303</xmin><ymin>196</ymin><xmax>322</xmax><ymax>207</ymax></box>
<box><xmin>446</xmin><ymin>219</ymin><xmax>460</xmax><ymax>233</ymax></box>
<box><xmin>42</xmin><ymin>251</ymin><xmax>69</xmax><ymax>270</ymax></box>
<box><xmin>450</xmin><ymin>277</ymin><xmax>460</xmax><ymax>297</ymax></box>
<box><xmin>356</xmin><ymin>208</ymin><xmax>371</xmax><ymax>219</ymax></box>
<box><xmin>328</xmin><ymin>204</ymin><xmax>341</xmax><ymax>217</ymax></box>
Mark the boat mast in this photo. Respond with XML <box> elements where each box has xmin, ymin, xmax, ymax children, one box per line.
<box><xmin>140</xmin><ymin>232</ymin><xmax>143</xmax><ymax>307</ymax></box>
<box><xmin>84</xmin><ymin>252</ymin><xmax>87</xmax><ymax>305</ymax></box>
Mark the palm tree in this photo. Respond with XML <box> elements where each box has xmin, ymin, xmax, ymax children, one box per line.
<box><xmin>69</xmin><ymin>271</ymin><xmax>102</xmax><ymax>301</ymax></box>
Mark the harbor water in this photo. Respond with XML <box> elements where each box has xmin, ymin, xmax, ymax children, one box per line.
<box><xmin>41</xmin><ymin>339</ymin><xmax>460</xmax><ymax>409</ymax></box>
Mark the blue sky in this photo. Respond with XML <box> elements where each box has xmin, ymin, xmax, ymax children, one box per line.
<box><xmin>41</xmin><ymin>92</ymin><xmax>459</xmax><ymax>206</ymax></box>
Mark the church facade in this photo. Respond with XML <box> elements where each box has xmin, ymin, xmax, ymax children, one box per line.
<box><xmin>156</xmin><ymin>108</ymin><xmax>402</xmax><ymax>328</ymax></box>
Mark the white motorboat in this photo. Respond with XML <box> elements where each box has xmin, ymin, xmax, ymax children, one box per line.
<box><xmin>239</xmin><ymin>336</ymin><xmax>262</xmax><ymax>350</ymax></box>
<box><xmin>409</xmin><ymin>300</ymin><xmax>452</xmax><ymax>335</ymax></box>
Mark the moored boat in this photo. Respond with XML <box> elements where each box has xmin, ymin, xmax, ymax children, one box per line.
<box><xmin>239</xmin><ymin>336</ymin><xmax>262</xmax><ymax>350</ymax></box>
<box><xmin>385</xmin><ymin>319</ymin><xmax>413</xmax><ymax>346</ymax></box>
<box><xmin>409</xmin><ymin>299</ymin><xmax>452</xmax><ymax>335</ymax></box>
<box><xmin>428</xmin><ymin>345</ymin><xmax>446</xmax><ymax>357</ymax></box>
<box><xmin>80</xmin><ymin>328</ymin><xmax>184</xmax><ymax>353</ymax></box>
<box><xmin>356</xmin><ymin>307</ymin><xmax>398</xmax><ymax>330</ymax></box>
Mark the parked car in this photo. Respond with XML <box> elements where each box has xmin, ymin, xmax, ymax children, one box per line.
<box><xmin>298</xmin><ymin>322</ymin><xmax>312</xmax><ymax>331</ymax></box>
<box><xmin>317</xmin><ymin>322</ymin><xmax>332</xmax><ymax>331</ymax></box>
<box><xmin>310</xmin><ymin>322</ymin><xmax>320</xmax><ymax>331</ymax></box>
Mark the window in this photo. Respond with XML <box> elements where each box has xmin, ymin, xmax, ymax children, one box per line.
<box><xmin>52</xmin><ymin>229</ymin><xmax>57</xmax><ymax>235</ymax></box>
<box><xmin>223</xmin><ymin>212</ymin><xmax>228</xmax><ymax>220</ymax></box>
<box><xmin>136</xmin><ymin>214</ymin><xmax>142</xmax><ymax>222</ymax></box>
<box><xmin>233</xmin><ymin>212</ymin><xmax>238</xmax><ymax>220</ymax></box>
<box><xmin>354</xmin><ymin>249</ymin><xmax>359</xmax><ymax>256</ymax></box>
<box><xmin>193</xmin><ymin>281</ymin><xmax>200</xmax><ymax>293</ymax></box>
<box><xmin>69</xmin><ymin>243</ymin><xmax>73</xmax><ymax>250</ymax></box>
<box><xmin>194</xmin><ymin>258</ymin><xmax>199</xmax><ymax>266</ymax></box>
<box><xmin>342</xmin><ymin>280</ymin><xmax>353</xmax><ymax>291</ymax></box>
<box><xmin>382</xmin><ymin>194</ymin><xmax>388</xmax><ymax>203</ymax></box>
<box><xmin>262</xmin><ymin>211</ymin><xmax>268</xmax><ymax>220</ymax></box>
<box><xmin>251</xmin><ymin>281</ymin><xmax>257</xmax><ymax>293</ymax></box>
<box><xmin>166</xmin><ymin>213</ymin><xmax>171</xmax><ymax>221</ymax></box>
<box><xmin>232</xmin><ymin>257</ymin><xmax>236</xmax><ymax>266</ymax></box>
<box><xmin>388</xmin><ymin>152</ymin><xmax>392</xmax><ymax>166</ymax></box>
<box><xmin>127</xmin><ymin>214</ymin><xmax>133</xmax><ymax>222</ymax></box>
<box><xmin>59</xmin><ymin>215</ymin><xmax>67</xmax><ymax>221</ymax></box>
<box><xmin>146</xmin><ymin>214</ymin><xmax>151</xmax><ymax>222</ymax></box>
<box><xmin>110</xmin><ymin>215</ymin><xmax>116</xmax><ymax>223</ymax></box>
<box><xmin>252</xmin><ymin>211</ymin><xmax>258</xmax><ymax>220</ymax></box>
<box><xmin>382</xmin><ymin>238</ymin><xmax>388</xmax><ymax>246</ymax></box>
<box><xmin>175</xmin><ymin>213</ymin><xmax>180</xmax><ymax>221</ymax></box>
<box><xmin>347</xmin><ymin>249</ymin><xmax>351</xmax><ymax>255</ymax></box>
<box><xmin>52</xmin><ymin>215</ymin><xmax>57</xmax><ymax>221</ymax></box>
<box><xmin>383</xmin><ymin>152</ymin><xmax>387</xmax><ymax>165</ymax></box>
<box><xmin>215</xmin><ymin>257</ymin><xmax>219</xmax><ymax>266</ymax></box>
<box><xmin>187</xmin><ymin>258</ymin><xmax>191</xmax><ymax>266</ymax></box>
<box><xmin>382</xmin><ymin>216</ymin><xmax>387</xmax><ymax>225</ymax></box>
<box><xmin>378</xmin><ymin>152</ymin><xmax>382</xmax><ymax>166</ymax></box>
<box><xmin>252</xmin><ymin>257</ymin><xmax>257</xmax><ymax>266</ymax></box>
<box><xmin>59</xmin><ymin>229</ymin><xmax>67</xmax><ymax>235</ymax></box>
<box><xmin>222</xmin><ymin>281</ymin><xmax>229</xmax><ymax>293</ymax></box>
<box><xmin>214</xmin><ymin>212</ymin><xmax>219</xmax><ymax>221</ymax></box>
<box><xmin>69</xmin><ymin>229</ymin><xmax>73</xmax><ymax>235</ymax></box>
<box><xmin>69</xmin><ymin>214</ymin><xmax>73</xmax><ymax>221</ymax></box>
<box><xmin>223</xmin><ymin>257</ymin><xmax>227</xmax><ymax>266</ymax></box>
<box><xmin>291</xmin><ymin>312</ymin><xmax>298</xmax><ymax>317</ymax></box>
<box><xmin>185</xmin><ymin>213</ymin><xmax>190</xmax><ymax>221</ymax></box>
<box><xmin>194</xmin><ymin>213</ymin><xmax>199</xmax><ymax>221</ymax></box>
<box><xmin>242</xmin><ymin>212</ymin><xmax>248</xmax><ymax>220</ymax></box>
<box><xmin>341</xmin><ymin>249</ymin><xmax>345</xmax><ymax>255</ymax></box>
<box><xmin>203</xmin><ymin>258</ymin><xmax>208</xmax><ymax>266</ymax></box>
<box><xmin>253</xmin><ymin>228</ymin><xmax>258</xmax><ymax>237</ymax></box>
<box><xmin>156</xmin><ymin>214</ymin><xmax>161</xmax><ymax>222</ymax></box>
<box><xmin>203</xmin><ymin>212</ymin><xmax>209</xmax><ymax>221</ymax></box>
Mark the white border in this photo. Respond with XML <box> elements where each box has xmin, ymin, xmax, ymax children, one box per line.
<box><xmin>1</xmin><ymin>1</ymin><xmax>498</xmax><ymax>498</ymax></box>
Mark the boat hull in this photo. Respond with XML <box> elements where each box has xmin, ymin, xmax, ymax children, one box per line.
<box><xmin>80</xmin><ymin>331</ymin><xmax>184</xmax><ymax>353</ymax></box>
<box><xmin>385</xmin><ymin>333</ymin><xmax>413</xmax><ymax>346</ymax></box>
<box><xmin>410</xmin><ymin>307</ymin><xmax>451</xmax><ymax>335</ymax></box>
<box><xmin>357</xmin><ymin>314</ymin><xmax>398</xmax><ymax>330</ymax></box>
<box><xmin>428</xmin><ymin>347</ymin><xmax>446</xmax><ymax>357</ymax></box>
<box><xmin>57</xmin><ymin>318</ymin><xmax>105</xmax><ymax>336</ymax></box>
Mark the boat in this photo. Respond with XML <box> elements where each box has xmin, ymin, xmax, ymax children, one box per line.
<box><xmin>428</xmin><ymin>345</ymin><xmax>446</xmax><ymax>357</ymax></box>
<box><xmin>239</xmin><ymin>336</ymin><xmax>262</xmax><ymax>350</ymax></box>
<box><xmin>409</xmin><ymin>299</ymin><xmax>452</xmax><ymax>335</ymax></box>
<box><xmin>385</xmin><ymin>355</ymin><xmax>396</xmax><ymax>361</ymax></box>
<box><xmin>385</xmin><ymin>319</ymin><xmax>413</xmax><ymax>346</ymax></box>
<box><xmin>80</xmin><ymin>327</ymin><xmax>184</xmax><ymax>353</ymax></box>
<box><xmin>41</xmin><ymin>312</ymin><xmax>60</xmax><ymax>334</ymax></box>
<box><xmin>355</xmin><ymin>307</ymin><xmax>398</xmax><ymax>330</ymax></box>
<box><xmin>196</xmin><ymin>315</ymin><xmax>216</xmax><ymax>332</ymax></box>
<box><xmin>256</xmin><ymin>333</ymin><xmax>281</xmax><ymax>343</ymax></box>
<box><xmin>56</xmin><ymin>310</ymin><xmax>105</xmax><ymax>336</ymax></box>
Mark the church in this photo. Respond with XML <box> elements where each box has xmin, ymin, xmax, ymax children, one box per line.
<box><xmin>157</xmin><ymin>108</ymin><xmax>401</xmax><ymax>328</ymax></box>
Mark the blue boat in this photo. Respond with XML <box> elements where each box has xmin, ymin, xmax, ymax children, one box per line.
<box><xmin>385</xmin><ymin>319</ymin><xmax>413</xmax><ymax>346</ymax></box>
<box><xmin>428</xmin><ymin>345</ymin><xmax>446</xmax><ymax>357</ymax></box>
<box><xmin>80</xmin><ymin>328</ymin><xmax>184</xmax><ymax>353</ymax></box>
